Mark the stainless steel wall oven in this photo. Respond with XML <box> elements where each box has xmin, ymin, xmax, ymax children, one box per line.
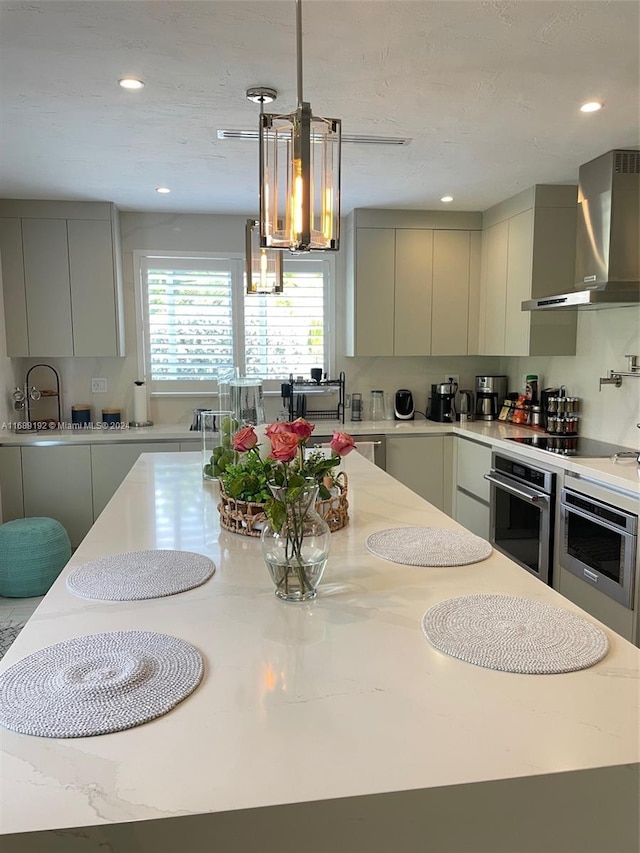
<box><xmin>484</xmin><ymin>452</ymin><xmax>556</xmax><ymax>584</ymax></box>
<box><xmin>560</xmin><ymin>489</ymin><xmax>637</xmax><ymax>609</ymax></box>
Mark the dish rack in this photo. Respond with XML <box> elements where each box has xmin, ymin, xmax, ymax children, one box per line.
<box><xmin>286</xmin><ymin>371</ymin><xmax>345</xmax><ymax>424</ymax></box>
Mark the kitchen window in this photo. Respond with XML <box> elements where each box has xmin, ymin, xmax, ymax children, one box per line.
<box><xmin>134</xmin><ymin>252</ymin><xmax>333</xmax><ymax>394</ymax></box>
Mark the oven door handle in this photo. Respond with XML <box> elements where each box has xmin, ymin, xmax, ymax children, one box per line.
<box><xmin>483</xmin><ymin>472</ymin><xmax>549</xmax><ymax>504</ymax></box>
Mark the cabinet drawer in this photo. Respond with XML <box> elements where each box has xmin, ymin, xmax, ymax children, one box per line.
<box><xmin>454</xmin><ymin>489</ymin><xmax>490</xmax><ymax>540</ymax></box>
<box><xmin>456</xmin><ymin>438</ymin><xmax>491</xmax><ymax>502</ymax></box>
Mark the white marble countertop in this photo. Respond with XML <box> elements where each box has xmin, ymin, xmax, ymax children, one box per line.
<box><xmin>2</xmin><ymin>418</ymin><xmax>638</xmax><ymax>495</ymax></box>
<box><xmin>1</xmin><ymin>451</ymin><xmax>638</xmax><ymax>843</ymax></box>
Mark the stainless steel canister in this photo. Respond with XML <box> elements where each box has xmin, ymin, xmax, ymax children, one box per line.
<box><xmin>529</xmin><ymin>405</ymin><xmax>544</xmax><ymax>428</ymax></box>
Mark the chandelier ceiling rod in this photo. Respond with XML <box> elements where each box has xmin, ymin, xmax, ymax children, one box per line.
<box><xmin>296</xmin><ymin>0</ymin><xmax>304</xmax><ymax>108</ymax></box>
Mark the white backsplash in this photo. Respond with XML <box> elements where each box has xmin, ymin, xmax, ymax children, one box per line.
<box><xmin>1</xmin><ymin>211</ymin><xmax>638</xmax><ymax>450</ymax></box>
<box><xmin>502</xmin><ymin>306</ymin><xmax>640</xmax><ymax>449</ymax></box>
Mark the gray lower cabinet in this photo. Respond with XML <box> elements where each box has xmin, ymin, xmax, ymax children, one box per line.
<box><xmin>453</xmin><ymin>437</ymin><xmax>492</xmax><ymax>539</ymax></box>
<box><xmin>385</xmin><ymin>435</ymin><xmax>453</xmax><ymax>514</ymax></box>
<box><xmin>0</xmin><ymin>446</ymin><xmax>24</xmax><ymax>522</ymax></box>
<box><xmin>91</xmin><ymin>443</ymin><xmax>181</xmax><ymax>517</ymax></box>
<box><xmin>21</xmin><ymin>445</ymin><xmax>93</xmax><ymax>548</ymax></box>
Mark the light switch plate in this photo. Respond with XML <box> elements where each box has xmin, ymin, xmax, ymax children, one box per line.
<box><xmin>92</xmin><ymin>378</ymin><xmax>108</xmax><ymax>393</ymax></box>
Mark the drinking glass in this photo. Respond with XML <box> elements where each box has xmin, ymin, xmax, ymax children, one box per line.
<box><xmin>371</xmin><ymin>390</ymin><xmax>385</xmax><ymax>421</ymax></box>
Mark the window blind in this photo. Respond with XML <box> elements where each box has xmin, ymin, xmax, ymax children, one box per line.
<box><xmin>146</xmin><ymin>266</ymin><xmax>234</xmax><ymax>381</ymax></box>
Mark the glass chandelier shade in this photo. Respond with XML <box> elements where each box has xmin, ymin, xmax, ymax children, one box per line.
<box><xmin>258</xmin><ymin>1</ymin><xmax>341</xmax><ymax>252</ymax></box>
<box><xmin>245</xmin><ymin>219</ymin><xmax>283</xmax><ymax>294</ymax></box>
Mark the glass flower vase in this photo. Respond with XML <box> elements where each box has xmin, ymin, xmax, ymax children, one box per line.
<box><xmin>260</xmin><ymin>483</ymin><xmax>331</xmax><ymax>601</ymax></box>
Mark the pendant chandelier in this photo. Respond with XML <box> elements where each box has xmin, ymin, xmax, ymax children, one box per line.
<box><xmin>245</xmin><ymin>218</ymin><xmax>283</xmax><ymax>294</ymax></box>
<box><xmin>258</xmin><ymin>0</ymin><xmax>341</xmax><ymax>252</ymax></box>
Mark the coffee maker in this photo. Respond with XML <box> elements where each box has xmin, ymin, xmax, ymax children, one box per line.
<box><xmin>475</xmin><ymin>375</ymin><xmax>508</xmax><ymax>421</ymax></box>
<box><xmin>428</xmin><ymin>381</ymin><xmax>457</xmax><ymax>422</ymax></box>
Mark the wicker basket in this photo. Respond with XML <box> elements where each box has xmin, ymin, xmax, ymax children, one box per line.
<box><xmin>218</xmin><ymin>472</ymin><xmax>349</xmax><ymax>537</ymax></box>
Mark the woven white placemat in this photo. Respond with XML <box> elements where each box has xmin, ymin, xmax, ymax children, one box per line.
<box><xmin>366</xmin><ymin>527</ymin><xmax>492</xmax><ymax>566</ymax></box>
<box><xmin>0</xmin><ymin>630</ymin><xmax>203</xmax><ymax>737</ymax></box>
<box><xmin>66</xmin><ymin>549</ymin><xmax>215</xmax><ymax>600</ymax></box>
<box><xmin>422</xmin><ymin>594</ymin><xmax>609</xmax><ymax>674</ymax></box>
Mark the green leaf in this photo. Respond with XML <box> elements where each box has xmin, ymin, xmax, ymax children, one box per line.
<box><xmin>265</xmin><ymin>498</ymin><xmax>286</xmax><ymax>532</ymax></box>
<box><xmin>318</xmin><ymin>483</ymin><xmax>331</xmax><ymax>500</ymax></box>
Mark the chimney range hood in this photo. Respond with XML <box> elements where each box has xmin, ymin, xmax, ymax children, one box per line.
<box><xmin>523</xmin><ymin>149</ymin><xmax>640</xmax><ymax>310</ymax></box>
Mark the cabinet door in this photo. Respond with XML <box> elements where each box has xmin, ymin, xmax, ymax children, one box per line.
<box><xmin>22</xmin><ymin>218</ymin><xmax>73</xmax><ymax>356</ymax></box>
<box><xmin>21</xmin><ymin>445</ymin><xmax>93</xmax><ymax>547</ymax></box>
<box><xmin>68</xmin><ymin>219</ymin><xmax>118</xmax><ymax>356</ymax></box>
<box><xmin>479</xmin><ymin>220</ymin><xmax>508</xmax><ymax>355</ymax></box>
<box><xmin>0</xmin><ymin>218</ymin><xmax>29</xmax><ymax>357</ymax></box>
<box><xmin>431</xmin><ymin>230</ymin><xmax>470</xmax><ymax>355</ymax></box>
<box><xmin>91</xmin><ymin>443</ymin><xmax>181</xmax><ymax>517</ymax></box>
<box><xmin>0</xmin><ymin>447</ymin><xmax>24</xmax><ymax>522</ymax></box>
<box><xmin>386</xmin><ymin>436</ymin><xmax>445</xmax><ymax>510</ymax></box>
<box><xmin>504</xmin><ymin>208</ymin><xmax>534</xmax><ymax>356</ymax></box>
<box><xmin>394</xmin><ymin>229</ymin><xmax>432</xmax><ymax>356</ymax></box>
<box><xmin>353</xmin><ymin>228</ymin><xmax>395</xmax><ymax>356</ymax></box>
<box><xmin>467</xmin><ymin>231</ymin><xmax>482</xmax><ymax>354</ymax></box>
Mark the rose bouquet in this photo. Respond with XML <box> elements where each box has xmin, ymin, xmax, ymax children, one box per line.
<box><xmin>221</xmin><ymin>418</ymin><xmax>356</xmax><ymax>509</ymax></box>
<box><xmin>219</xmin><ymin>419</ymin><xmax>356</xmax><ymax>599</ymax></box>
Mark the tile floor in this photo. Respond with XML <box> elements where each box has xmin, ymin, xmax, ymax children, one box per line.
<box><xmin>0</xmin><ymin>594</ymin><xmax>43</xmax><ymax>624</ymax></box>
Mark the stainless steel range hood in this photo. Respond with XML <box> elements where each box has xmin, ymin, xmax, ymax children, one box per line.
<box><xmin>523</xmin><ymin>149</ymin><xmax>640</xmax><ymax>310</ymax></box>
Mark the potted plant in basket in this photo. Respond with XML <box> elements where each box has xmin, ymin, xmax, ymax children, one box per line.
<box><xmin>218</xmin><ymin>419</ymin><xmax>356</xmax><ymax>600</ymax></box>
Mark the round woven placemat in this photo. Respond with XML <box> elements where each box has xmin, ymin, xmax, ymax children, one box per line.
<box><xmin>66</xmin><ymin>550</ymin><xmax>215</xmax><ymax>600</ymax></box>
<box><xmin>422</xmin><ymin>594</ymin><xmax>609</xmax><ymax>674</ymax></box>
<box><xmin>0</xmin><ymin>630</ymin><xmax>203</xmax><ymax>737</ymax></box>
<box><xmin>365</xmin><ymin>527</ymin><xmax>492</xmax><ymax>567</ymax></box>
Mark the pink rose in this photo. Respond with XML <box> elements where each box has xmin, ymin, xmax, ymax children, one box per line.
<box><xmin>269</xmin><ymin>431</ymin><xmax>299</xmax><ymax>463</ymax></box>
<box><xmin>330</xmin><ymin>431</ymin><xmax>356</xmax><ymax>457</ymax></box>
<box><xmin>289</xmin><ymin>418</ymin><xmax>315</xmax><ymax>441</ymax></box>
<box><xmin>232</xmin><ymin>425</ymin><xmax>258</xmax><ymax>452</ymax></box>
<box><xmin>265</xmin><ymin>421</ymin><xmax>291</xmax><ymax>437</ymax></box>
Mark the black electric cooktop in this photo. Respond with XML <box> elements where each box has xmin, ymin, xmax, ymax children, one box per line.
<box><xmin>504</xmin><ymin>435</ymin><xmax>639</xmax><ymax>458</ymax></box>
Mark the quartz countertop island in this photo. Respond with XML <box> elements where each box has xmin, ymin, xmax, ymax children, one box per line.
<box><xmin>1</xmin><ymin>451</ymin><xmax>639</xmax><ymax>853</ymax></box>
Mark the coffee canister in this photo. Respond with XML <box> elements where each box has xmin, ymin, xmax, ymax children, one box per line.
<box><xmin>71</xmin><ymin>404</ymin><xmax>91</xmax><ymax>426</ymax></box>
<box><xmin>102</xmin><ymin>408</ymin><xmax>121</xmax><ymax>425</ymax></box>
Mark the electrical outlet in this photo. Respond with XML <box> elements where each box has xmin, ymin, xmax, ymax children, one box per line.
<box><xmin>92</xmin><ymin>377</ymin><xmax>108</xmax><ymax>393</ymax></box>
<box><xmin>444</xmin><ymin>374</ymin><xmax>459</xmax><ymax>386</ymax></box>
<box><xmin>345</xmin><ymin>393</ymin><xmax>351</xmax><ymax>408</ymax></box>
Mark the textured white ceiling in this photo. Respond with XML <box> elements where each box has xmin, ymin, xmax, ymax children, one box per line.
<box><xmin>0</xmin><ymin>0</ymin><xmax>638</xmax><ymax>214</ymax></box>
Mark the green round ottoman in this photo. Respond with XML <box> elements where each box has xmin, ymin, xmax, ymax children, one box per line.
<box><xmin>0</xmin><ymin>517</ymin><xmax>72</xmax><ymax>598</ymax></box>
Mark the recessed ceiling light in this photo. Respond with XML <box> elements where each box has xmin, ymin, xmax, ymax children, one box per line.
<box><xmin>440</xmin><ymin>195</ymin><xmax>454</xmax><ymax>203</ymax></box>
<box><xmin>155</xmin><ymin>187</ymin><xmax>171</xmax><ymax>194</ymax></box>
<box><xmin>118</xmin><ymin>77</ymin><xmax>145</xmax><ymax>90</ymax></box>
<box><xmin>580</xmin><ymin>101</ymin><xmax>603</xmax><ymax>113</ymax></box>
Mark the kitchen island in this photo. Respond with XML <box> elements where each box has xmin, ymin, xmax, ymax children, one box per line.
<box><xmin>1</xmin><ymin>451</ymin><xmax>638</xmax><ymax>852</ymax></box>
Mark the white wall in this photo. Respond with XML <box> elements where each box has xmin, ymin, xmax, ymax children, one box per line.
<box><xmin>503</xmin><ymin>306</ymin><xmax>640</xmax><ymax>448</ymax></box>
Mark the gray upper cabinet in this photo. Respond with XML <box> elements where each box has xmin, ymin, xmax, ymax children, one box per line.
<box><xmin>478</xmin><ymin>185</ymin><xmax>578</xmax><ymax>356</ymax></box>
<box><xmin>345</xmin><ymin>209</ymin><xmax>482</xmax><ymax>358</ymax></box>
<box><xmin>0</xmin><ymin>200</ymin><xmax>125</xmax><ymax>357</ymax></box>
